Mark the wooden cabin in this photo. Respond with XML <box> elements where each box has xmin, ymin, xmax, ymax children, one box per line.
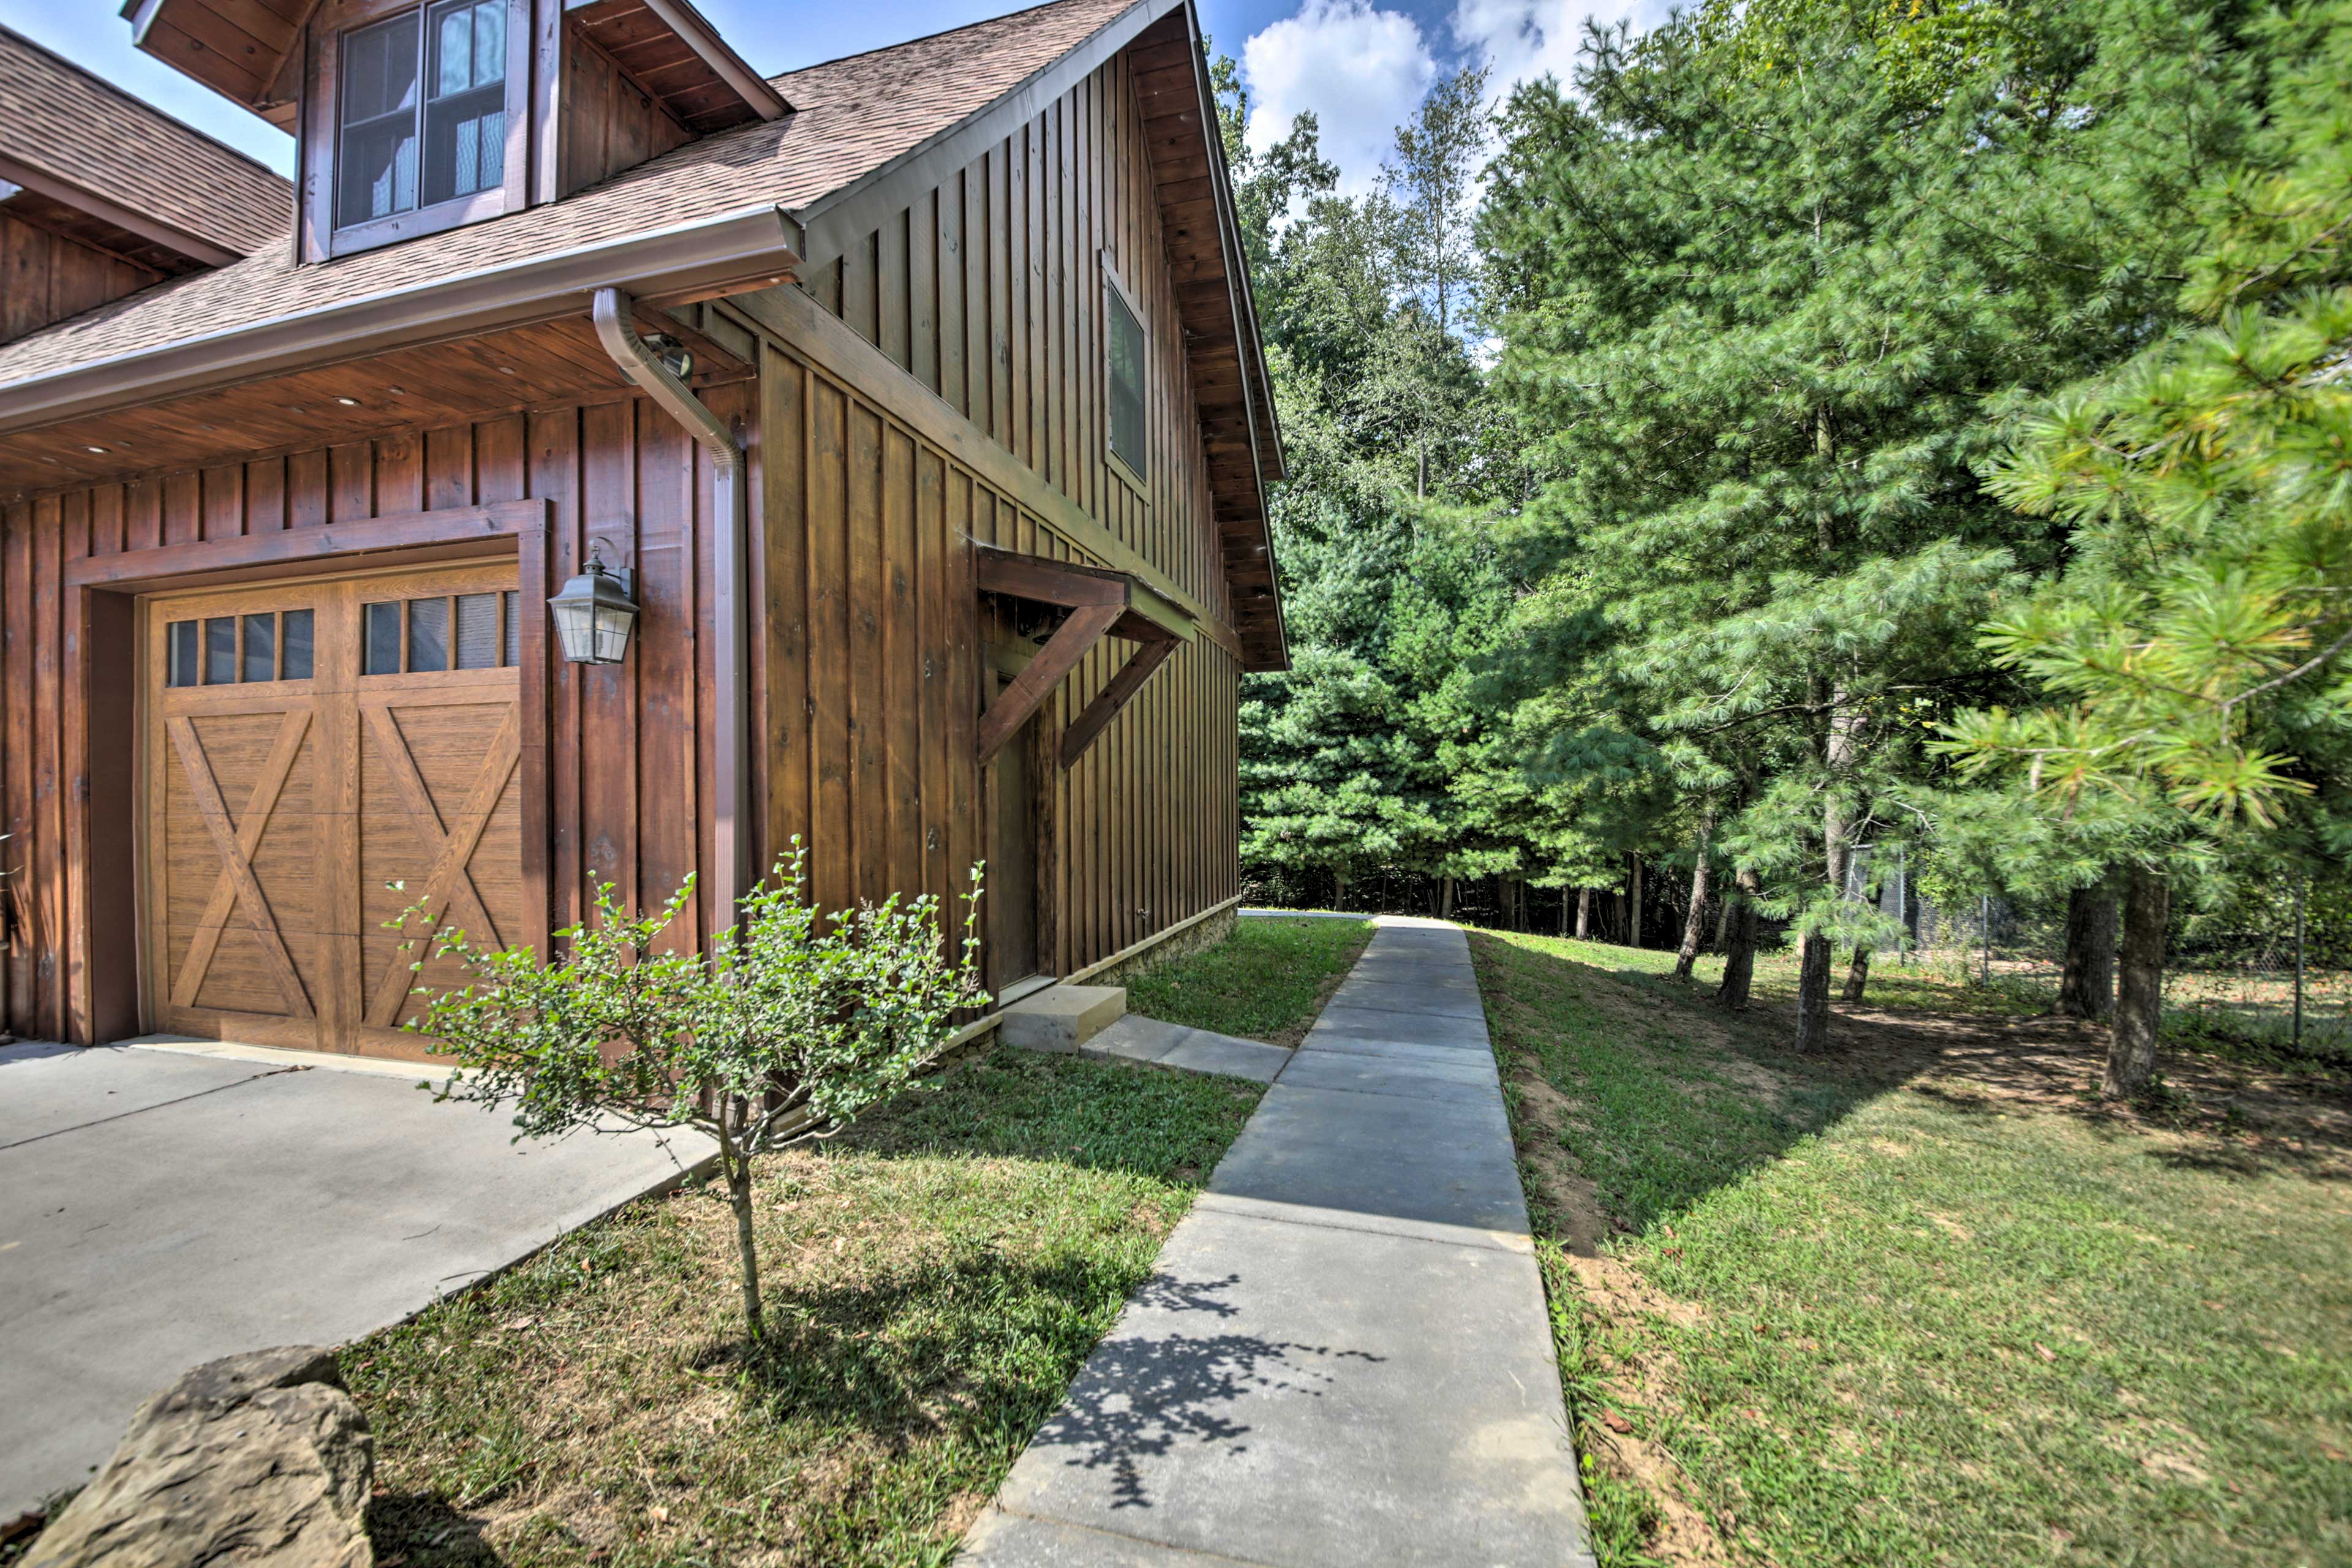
<box><xmin>0</xmin><ymin>0</ymin><xmax>1286</xmax><ymax>1057</ymax></box>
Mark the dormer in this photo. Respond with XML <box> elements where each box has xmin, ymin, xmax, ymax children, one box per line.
<box><xmin>0</xmin><ymin>24</ymin><xmax>290</xmax><ymax>345</ymax></box>
<box><xmin>119</xmin><ymin>0</ymin><xmax>789</xmax><ymax>262</ymax></box>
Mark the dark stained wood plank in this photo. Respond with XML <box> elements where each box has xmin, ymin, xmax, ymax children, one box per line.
<box><xmin>882</xmin><ymin>425</ymin><xmax>920</xmax><ymax>902</ymax></box>
<box><xmin>578</xmin><ymin>397</ymin><xmax>639</xmax><ymax>912</ymax></box>
<box><xmin>846</xmin><ymin>403</ymin><xmax>887</xmax><ymax>902</ymax></box>
<box><xmin>31</xmin><ymin>497</ymin><xmax>62</xmax><ymax>1038</ymax></box>
<box><xmin>527</xmin><ymin>404</ymin><xmax>585</xmax><ymax>937</ymax></box>
<box><xmin>633</xmin><ymin>397</ymin><xmax>699</xmax><ymax>943</ymax></box>
<box><xmin>916</xmin><ymin>446</ymin><xmax>948</xmax><ymax>908</ymax></box>
<box><xmin>2</xmin><ymin>504</ymin><xmax>31</xmax><ymax>1035</ymax></box>
<box><xmin>759</xmin><ymin>346</ymin><xmax>812</xmax><ymax>884</ymax></box>
<box><xmin>807</xmin><ymin>377</ymin><xmax>851</xmax><ymax>914</ymax></box>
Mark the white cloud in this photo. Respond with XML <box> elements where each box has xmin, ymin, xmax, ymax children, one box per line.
<box><xmin>1449</xmin><ymin>0</ymin><xmax>1678</xmax><ymax>96</ymax></box>
<box><xmin>1241</xmin><ymin>0</ymin><xmax>1437</xmax><ymax>193</ymax></box>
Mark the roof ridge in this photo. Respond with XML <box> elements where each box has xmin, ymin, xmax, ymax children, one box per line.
<box><xmin>766</xmin><ymin>0</ymin><xmax>1115</xmax><ymax>88</ymax></box>
<box><xmin>0</xmin><ymin>21</ymin><xmax>290</xmax><ymax>189</ymax></box>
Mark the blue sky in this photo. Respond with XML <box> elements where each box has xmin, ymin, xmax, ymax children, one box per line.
<box><xmin>0</xmin><ymin>0</ymin><xmax>1670</xmax><ymax>190</ymax></box>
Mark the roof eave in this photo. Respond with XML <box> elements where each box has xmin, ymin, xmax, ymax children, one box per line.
<box><xmin>0</xmin><ymin>204</ymin><xmax>805</xmax><ymax>436</ymax></box>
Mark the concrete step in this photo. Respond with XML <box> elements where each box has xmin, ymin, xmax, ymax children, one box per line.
<box><xmin>1082</xmin><ymin>1015</ymin><xmax>1291</xmax><ymax>1084</ymax></box>
<box><xmin>999</xmin><ymin>983</ymin><xmax>1125</xmax><ymax>1054</ymax></box>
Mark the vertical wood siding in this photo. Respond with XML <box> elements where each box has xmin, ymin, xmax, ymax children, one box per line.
<box><xmin>756</xmin><ymin>337</ymin><xmax>1240</xmax><ymax>981</ymax></box>
<box><xmin>802</xmin><ymin>51</ymin><xmax>1232</xmax><ymax>627</ymax></box>
<box><xmin>0</xmin><ymin>213</ymin><xmax>163</xmax><ymax>348</ymax></box>
<box><xmin>773</xmin><ymin>43</ymin><xmax>1245</xmax><ymax>978</ymax></box>
<box><xmin>558</xmin><ymin>26</ymin><xmax>696</xmax><ymax>198</ymax></box>
<box><xmin>0</xmin><ymin>386</ymin><xmax>753</xmax><ymax>1041</ymax></box>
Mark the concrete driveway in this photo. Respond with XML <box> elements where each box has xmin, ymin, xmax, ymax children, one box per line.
<box><xmin>0</xmin><ymin>1038</ymin><xmax>712</xmax><ymax>1518</ymax></box>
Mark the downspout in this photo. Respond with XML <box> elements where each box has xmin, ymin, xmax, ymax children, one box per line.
<box><xmin>591</xmin><ymin>287</ymin><xmax>750</xmax><ymax>933</ymax></box>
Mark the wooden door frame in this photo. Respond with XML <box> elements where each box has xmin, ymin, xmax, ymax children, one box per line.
<box><xmin>62</xmin><ymin>499</ymin><xmax>550</xmax><ymax>1045</ymax></box>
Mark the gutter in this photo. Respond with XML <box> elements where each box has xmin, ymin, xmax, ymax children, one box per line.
<box><xmin>0</xmin><ymin>204</ymin><xmax>804</xmax><ymax>437</ymax></box>
<box><xmin>591</xmin><ymin>288</ymin><xmax>752</xmax><ymax>938</ymax></box>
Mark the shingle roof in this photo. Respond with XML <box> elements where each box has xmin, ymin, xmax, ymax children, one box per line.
<box><xmin>0</xmin><ymin>23</ymin><xmax>290</xmax><ymax>258</ymax></box>
<box><xmin>0</xmin><ymin>0</ymin><xmax>1147</xmax><ymax>386</ymax></box>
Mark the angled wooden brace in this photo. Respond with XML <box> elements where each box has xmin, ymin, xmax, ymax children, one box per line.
<box><xmin>1061</xmin><ymin>638</ymin><xmax>1177</xmax><ymax>767</ymax></box>
<box><xmin>977</xmin><ymin>601</ymin><xmax>1124</xmax><ymax>764</ymax></box>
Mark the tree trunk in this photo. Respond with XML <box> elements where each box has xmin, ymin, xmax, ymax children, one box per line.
<box><xmin>1333</xmin><ymin>869</ymin><xmax>1349</xmax><ymax>913</ymax></box>
<box><xmin>1714</xmin><ymin>892</ymin><xmax>1732</xmax><ymax>954</ymax></box>
<box><xmin>2057</xmin><ymin>882</ymin><xmax>2118</xmax><ymax>1022</ymax></box>
<box><xmin>1441</xmin><ymin>875</ymin><xmax>1456</xmax><ymax>920</ymax></box>
<box><xmin>1575</xmin><ymin>886</ymin><xmax>1591</xmax><ymax>940</ymax></box>
<box><xmin>1629</xmin><ymin>854</ymin><xmax>1644</xmax><ymax>948</ymax></box>
<box><xmin>720</xmin><ymin>1121</ymin><xmax>764</xmax><ymax>1345</ymax></box>
<box><xmin>1842</xmin><ymin>946</ymin><xmax>1871</xmax><ymax>1003</ymax></box>
<box><xmin>1558</xmin><ymin>891</ymin><xmax>1569</xmax><ymax>937</ymax></box>
<box><xmin>1798</xmin><ymin>683</ymin><xmax>1863</xmax><ymax>1052</ymax></box>
<box><xmin>1675</xmin><ymin>821</ymin><xmax>1714</xmax><ymax>979</ymax></box>
<box><xmin>2103</xmin><ymin>867</ymin><xmax>2170</xmax><ymax>1099</ymax></box>
<box><xmin>1793</xmin><ymin>933</ymin><xmax>1835</xmax><ymax>1050</ymax></box>
<box><xmin>1717</xmin><ymin>869</ymin><xmax>1758</xmax><ymax>1008</ymax></box>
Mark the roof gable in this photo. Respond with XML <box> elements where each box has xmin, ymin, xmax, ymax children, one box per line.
<box><xmin>0</xmin><ymin>23</ymin><xmax>290</xmax><ymax>268</ymax></box>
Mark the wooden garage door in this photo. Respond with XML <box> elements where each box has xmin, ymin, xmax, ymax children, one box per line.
<box><xmin>146</xmin><ymin>562</ymin><xmax>524</xmax><ymax>1059</ymax></box>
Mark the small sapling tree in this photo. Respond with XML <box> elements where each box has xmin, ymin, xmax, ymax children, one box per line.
<box><xmin>404</xmin><ymin>840</ymin><xmax>986</xmax><ymax>1344</ymax></box>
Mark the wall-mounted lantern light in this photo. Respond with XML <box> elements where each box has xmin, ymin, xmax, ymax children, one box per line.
<box><xmin>548</xmin><ymin>554</ymin><xmax>639</xmax><ymax>665</ymax></box>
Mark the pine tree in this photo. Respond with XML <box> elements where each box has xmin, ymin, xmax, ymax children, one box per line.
<box><xmin>1478</xmin><ymin>0</ymin><xmax>2275</xmax><ymax>1048</ymax></box>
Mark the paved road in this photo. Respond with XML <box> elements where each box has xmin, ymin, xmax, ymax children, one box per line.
<box><xmin>0</xmin><ymin>1038</ymin><xmax>709</xmax><ymax>1518</ymax></box>
<box><xmin>962</xmin><ymin>918</ymin><xmax>1594</xmax><ymax>1567</ymax></box>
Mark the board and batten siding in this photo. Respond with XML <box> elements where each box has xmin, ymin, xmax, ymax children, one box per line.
<box><xmin>0</xmin><ymin>211</ymin><xmax>167</xmax><ymax>348</ymax></box>
<box><xmin>752</xmin><ymin>332</ymin><xmax>1240</xmax><ymax>986</ymax></box>
<box><xmin>775</xmin><ymin>43</ymin><xmax>1245</xmax><ymax>978</ymax></box>
<box><xmin>0</xmin><ymin>386</ymin><xmax>757</xmax><ymax>1043</ymax></box>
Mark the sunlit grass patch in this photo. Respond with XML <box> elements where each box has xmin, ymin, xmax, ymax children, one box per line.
<box><xmin>346</xmin><ymin>1049</ymin><xmax>1262</xmax><ymax>1567</ymax></box>
<box><xmin>1123</xmin><ymin>914</ymin><xmax>1373</xmax><ymax>1046</ymax></box>
<box><xmin>1476</xmin><ymin>929</ymin><xmax>2352</xmax><ymax>1568</ymax></box>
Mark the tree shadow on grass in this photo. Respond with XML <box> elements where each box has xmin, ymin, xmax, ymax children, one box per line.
<box><xmin>1473</xmin><ymin>933</ymin><xmax>2352</xmax><ymax>1238</ymax></box>
<box><xmin>368</xmin><ymin>1492</ymin><xmax>502</xmax><ymax>1567</ymax></box>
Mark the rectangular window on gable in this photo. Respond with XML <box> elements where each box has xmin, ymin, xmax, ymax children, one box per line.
<box><xmin>1104</xmin><ymin>265</ymin><xmax>1148</xmax><ymax>486</ymax></box>
<box><xmin>333</xmin><ymin>0</ymin><xmax>513</xmax><ymax>246</ymax></box>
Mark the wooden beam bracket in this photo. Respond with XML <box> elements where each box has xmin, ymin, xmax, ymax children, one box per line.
<box><xmin>1061</xmin><ymin>639</ymin><xmax>1176</xmax><ymax>769</ymax></box>
<box><xmin>976</xmin><ymin>601</ymin><xmax>1121</xmax><ymax>766</ymax></box>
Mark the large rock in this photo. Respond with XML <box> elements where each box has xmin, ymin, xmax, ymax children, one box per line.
<box><xmin>26</xmin><ymin>1346</ymin><xmax>373</xmax><ymax>1568</ymax></box>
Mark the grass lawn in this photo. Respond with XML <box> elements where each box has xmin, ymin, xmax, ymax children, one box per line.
<box><xmin>344</xmin><ymin>1049</ymin><xmax>1263</xmax><ymax>1567</ymax></box>
<box><xmin>1122</xmin><ymin>914</ymin><xmax>1374</xmax><ymax>1046</ymax></box>
<box><xmin>1472</xmin><ymin>929</ymin><xmax>2352</xmax><ymax>1568</ymax></box>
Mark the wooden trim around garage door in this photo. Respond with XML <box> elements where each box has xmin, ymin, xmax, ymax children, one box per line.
<box><xmin>64</xmin><ymin>498</ymin><xmax>551</xmax><ymax>1045</ymax></box>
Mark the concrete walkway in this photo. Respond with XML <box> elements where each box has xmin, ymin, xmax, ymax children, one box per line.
<box><xmin>0</xmin><ymin>1039</ymin><xmax>710</xmax><ymax>1518</ymax></box>
<box><xmin>962</xmin><ymin>918</ymin><xmax>1593</xmax><ymax>1567</ymax></box>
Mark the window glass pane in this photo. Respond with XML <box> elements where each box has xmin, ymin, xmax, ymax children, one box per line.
<box><xmin>1106</xmin><ymin>282</ymin><xmax>1147</xmax><ymax>478</ymax></box>
<box><xmin>408</xmin><ymin>595</ymin><xmax>450</xmax><ymax>673</ymax></box>
<box><xmin>364</xmin><ymin>601</ymin><xmax>403</xmax><ymax>675</ymax></box>
<box><xmin>455</xmin><ymin>592</ymin><xmax>500</xmax><ymax>669</ymax></box>
<box><xmin>423</xmin><ymin>0</ymin><xmax>505</xmax><ymax>208</ymax></box>
<box><xmin>242</xmin><ymin>613</ymin><xmax>276</xmax><ymax>682</ymax></box>
<box><xmin>205</xmin><ymin>617</ymin><xmax>237</xmax><ymax>685</ymax></box>
<box><xmin>337</xmin><ymin>12</ymin><xmax>421</xmax><ymax>227</ymax></box>
<box><xmin>282</xmin><ymin>609</ymin><xmax>314</xmax><ymax>680</ymax></box>
<box><xmin>503</xmin><ymin>590</ymin><xmax>519</xmax><ymax>666</ymax></box>
<box><xmin>167</xmin><ymin>620</ymin><xmax>198</xmax><ymax>688</ymax></box>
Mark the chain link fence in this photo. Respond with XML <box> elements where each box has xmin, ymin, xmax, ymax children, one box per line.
<box><xmin>1904</xmin><ymin>890</ymin><xmax>2350</xmax><ymax>1060</ymax></box>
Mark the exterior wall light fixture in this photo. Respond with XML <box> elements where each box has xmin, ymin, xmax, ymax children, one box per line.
<box><xmin>548</xmin><ymin>552</ymin><xmax>639</xmax><ymax>665</ymax></box>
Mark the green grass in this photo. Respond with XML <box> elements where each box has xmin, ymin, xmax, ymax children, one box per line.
<box><xmin>343</xmin><ymin>1049</ymin><xmax>1263</xmax><ymax>1567</ymax></box>
<box><xmin>1476</xmin><ymin>929</ymin><xmax>2352</xmax><ymax>1568</ymax></box>
<box><xmin>1122</xmin><ymin>914</ymin><xmax>1374</xmax><ymax>1046</ymax></box>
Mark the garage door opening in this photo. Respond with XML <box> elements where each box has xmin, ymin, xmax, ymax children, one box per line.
<box><xmin>146</xmin><ymin>561</ymin><xmax>524</xmax><ymax>1060</ymax></box>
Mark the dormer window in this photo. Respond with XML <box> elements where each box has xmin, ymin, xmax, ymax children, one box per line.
<box><xmin>337</xmin><ymin>1</ymin><xmax>507</xmax><ymax>227</ymax></box>
<box><xmin>309</xmin><ymin>0</ymin><xmax>528</xmax><ymax>257</ymax></box>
